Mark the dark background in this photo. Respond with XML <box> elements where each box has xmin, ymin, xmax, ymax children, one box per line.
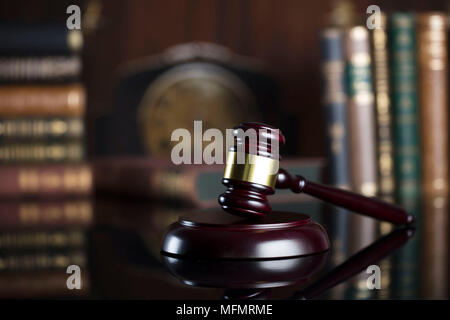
<box><xmin>0</xmin><ymin>0</ymin><xmax>448</xmax><ymax>157</ymax></box>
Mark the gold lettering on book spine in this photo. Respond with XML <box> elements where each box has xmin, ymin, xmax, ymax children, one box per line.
<box><xmin>18</xmin><ymin>167</ymin><xmax>92</xmax><ymax>192</ymax></box>
<box><xmin>418</xmin><ymin>14</ymin><xmax>448</xmax><ymax>195</ymax></box>
<box><xmin>372</xmin><ymin>13</ymin><xmax>394</xmax><ymax>197</ymax></box>
<box><xmin>321</xmin><ymin>61</ymin><xmax>346</xmax><ymax>104</ymax></box>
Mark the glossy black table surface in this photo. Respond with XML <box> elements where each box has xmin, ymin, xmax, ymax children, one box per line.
<box><xmin>0</xmin><ymin>196</ymin><xmax>447</xmax><ymax>300</ymax></box>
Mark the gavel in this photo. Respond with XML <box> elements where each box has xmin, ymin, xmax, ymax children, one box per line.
<box><xmin>218</xmin><ymin>122</ymin><xmax>414</xmax><ymax>225</ymax></box>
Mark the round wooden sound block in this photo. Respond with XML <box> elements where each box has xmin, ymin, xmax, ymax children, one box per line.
<box><xmin>160</xmin><ymin>209</ymin><xmax>330</xmax><ymax>259</ymax></box>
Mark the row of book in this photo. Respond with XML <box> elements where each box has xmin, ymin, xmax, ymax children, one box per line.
<box><xmin>0</xmin><ymin>23</ymin><xmax>92</xmax><ymax>198</ymax></box>
<box><xmin>0</xmin><ymin>23</ymin><xmax>92</xmax><ymax>298</ymax></box>
<box><xmin>321</xmin><ymin>12</ymin><xmax>447</xmax><ymax>221</ymax></box>
<box><xmin>320</xmin><ymin>11</ymin><xmax>449</xmax><ymax>297</ymax></box>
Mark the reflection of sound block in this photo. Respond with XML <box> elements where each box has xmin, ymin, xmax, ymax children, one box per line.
<box><xmin>162</xmin><ymin>252</ymin><xmax>328</xmax><ymax>289</ymax></box>
<box><xmin>160</xmin><ymin>209</ymin><xmax>330</xmax><ymax>259</ymax></box>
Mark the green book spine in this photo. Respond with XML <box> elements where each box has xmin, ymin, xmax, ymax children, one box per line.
<box><xmin>389</xmin><ymin>13</ymin><xmax>421</xmax><ymax>202</ymax></box>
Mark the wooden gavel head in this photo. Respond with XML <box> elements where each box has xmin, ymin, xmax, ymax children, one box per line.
<box><xmin>218</xmin><ymin>122</ymin><xmax>285</xmax><ymax>218</ymax></box>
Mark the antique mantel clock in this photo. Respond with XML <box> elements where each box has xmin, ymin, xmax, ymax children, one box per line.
<box><xmin>102</xmin><ymin>42</ymin><xmax>278</xmax><ymax>156</ymax></box>
<box><xmin>137</xmin><ymin>61</ymin><xmax>257</xmax><ymax>155</ymax></box>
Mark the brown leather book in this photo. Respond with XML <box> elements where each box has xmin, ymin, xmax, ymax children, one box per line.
<box><xmin>0</xmin><ymin>229</ymin><xmax>86</xmax><ymax>249</ymax></box>
<box><xmin>0</xmin><ymin>200</ymin><xmax>92</xmax><ymax>229</ymax></box>
<box><xmin>0</xmin><ymin>141</ymin><xmax>85</xmax><ymax>163</ymax></box>
<box><xmin>0</xmin><ymin>84</ymin><xmax>85</xmax><ymax>117</ymax></box>
<box><xmin>0</xmin><ymin>118</ymin><xmax>84</xmax><ymax>140</ymax></box>
<box><xmin>417</xmin><ymin>13</ymin><xmax>449</xmax><ymax>196</ymax></box>
<box><xmin>345</xmin><ymin>26</ymin><xmax>378</xmax><ymax>256</ymax></box>
<box><xmin>0</xmin><ymin>56</ymin><xmax>81</xmax><ymax>82</ymax></box>
<box><xmin>0</xmin><ymin>164</ymin><xmax>92</xmax><ymax>198</ymax></box>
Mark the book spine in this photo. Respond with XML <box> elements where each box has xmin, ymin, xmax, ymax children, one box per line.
<box><xmin>0</xmin><ymin>200</ymin><xmax>92</xmax><ymax>229</ymax></box>
<box><xmin>0</xmin><ymin>250</ymin><xmax>86</xmax><ymax>272</ymax></box>
<box><xmin>0</xmin><ymin>164</ymin><xmax>92</xmax><ymax>197</ymax></box>
<box><xmin>417</xmin><ymin>13</ymin><xmax>449</xmax><ymax>196</ymax></box>
<box><xmin>372</xmin><ymin>13</ymin><xmax>395</xmax><ymax>203</ymax></box>
<box><xmin>320</xmin><ymin>28</ymin><xmax>351</xmax><ymax>189</ymax></box>
<box><xmin>345</xmin><ymin>26</ymin><xmax>378</xmax><ymax>252</ymax></box>
<box><xmin>389</xmin><ymin>13</ymin><xmax>421</xmax><ymax>203</ymax></box>
<box><xmin>346</xmin><ymin>27</ymin><xmax>378</xmax><ymax>196</ymax></box>
<box><xmin>0</xmin><ymin>118</ymin><xmax>84</xmax><ymax>140</ymax></box>
<box><xmin>0</xmin><ymin>142</ymin><xmax>85</xmax><ymax>163</ymax></box>
<box><xmin>0</xmin><ymin>229</ymin><xmax>86</xmax><ymax>249</ymax></box>
<box><xmin>373</xmin><ymin>13</ymin><xmax>395</xmax><ymax>293</ymax></box>
<box><xmin>320</xmin><ymin>28</ymin><xmax>350</xmax><ymax>264</ymax></box>
<box><xmin>0</xmin><ymin>56</ymin><xmax>81</xmax><ymax>82</ymax></box>
<box><xmin>0</xmin><ymin>84</ymin><xmax>85</xmax><ymax>117</ymax></box>
<box><xmin>0</xmin><ymin>25</ymin><xmax>82</xmax><ymax>54</ymax></box>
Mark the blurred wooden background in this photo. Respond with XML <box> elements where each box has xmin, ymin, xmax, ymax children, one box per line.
<box><xmin>0</xmin><ymin>0</ymin><xmax>448</xmax><ymax>156</ymax></box>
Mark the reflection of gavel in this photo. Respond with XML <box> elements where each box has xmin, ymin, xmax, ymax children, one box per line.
<box><xmin>219</xmin><ymin>122</ymin><xmax>414</xmax><ymax>225</ymax></box>
<box><xmin>292</xmin><ymin>227</ymin><xmax>414</xmax><ymax>299</ymax></box>
<box><xmin>162</xmin><ymin>225</ymin><xmax>414</xmax><ymax>298</ymax></box>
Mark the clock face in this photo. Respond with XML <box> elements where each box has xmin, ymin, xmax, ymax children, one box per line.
<box><xmin>137</xmin><ymin>62</ymin><xmax>260</xmax><ymax>156</ymax></box>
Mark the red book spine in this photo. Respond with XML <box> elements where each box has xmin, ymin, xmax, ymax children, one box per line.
<box><xmin>0</xmin><ymin>200</ymin><xmax>92</xmax><ymax>229</ymax></box>
<box><xmin>0</xmin><ymin>164</ymin><xmax>92</xmax><ymax>198</ymax></box>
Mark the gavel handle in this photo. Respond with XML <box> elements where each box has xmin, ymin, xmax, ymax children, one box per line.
<box><xmin>276</xmin><ymin>168</ymin><xmax>414</xmax><ymax>225</ymax></box>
